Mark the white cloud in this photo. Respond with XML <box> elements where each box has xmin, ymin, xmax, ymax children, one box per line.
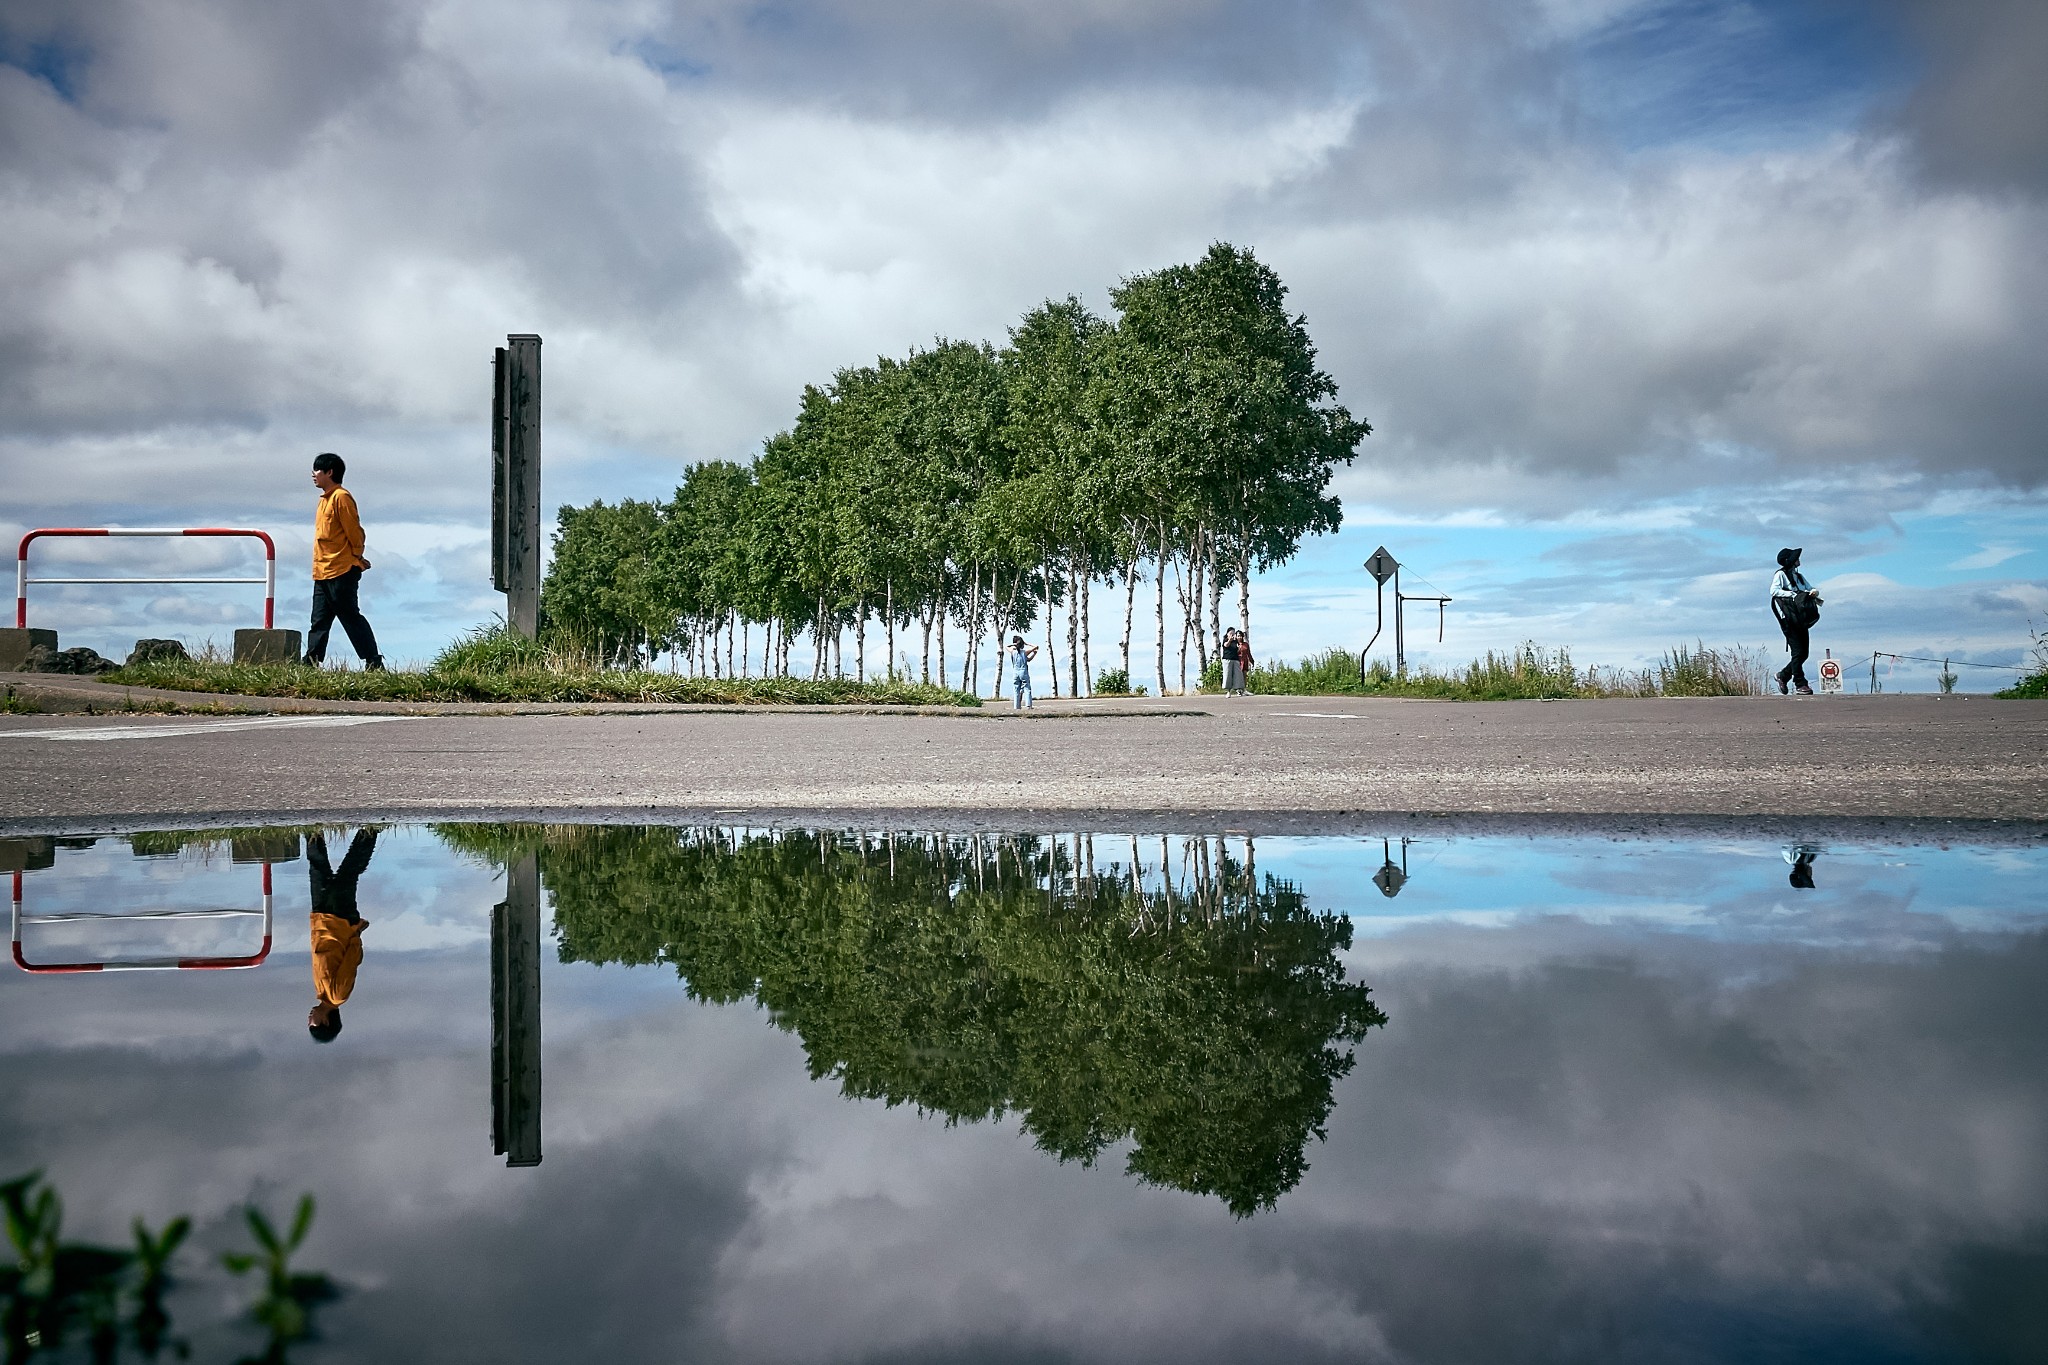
<box><xmin>1948</xmin><ymin>544</ymin><xmax>2029</xmax><ymax>571</ymax></box>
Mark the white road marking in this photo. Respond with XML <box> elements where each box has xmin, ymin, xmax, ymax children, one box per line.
<box><xmin>0</xmin><ymin>715</ymin><xmax>414</xmax><ymax>742</ymax></box>
<box><xmin>1267</xmin><ymin>712</ymin><xmax>1365</xmax><ymax>719</ymax></box>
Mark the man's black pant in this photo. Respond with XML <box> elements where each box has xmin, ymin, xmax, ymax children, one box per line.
<box><xmin>1776</xmin><ymin>617</ymin><xmax>1810</xmax><ymax>689</ymax></box>
<box><xmin>308</xmin><ymin>567</ymin><xmax>381</xmax><ymax>665</ymax></box>
<box><xmin>308</xmin><ymin>828</ymin><xmax>377</xmax><ymax>922</ymax></box>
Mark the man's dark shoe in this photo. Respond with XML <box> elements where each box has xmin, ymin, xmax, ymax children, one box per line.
<box><xmin>301</xmin><ymin>657</ymin><xmax>322</xmax><ymax>669</ymax></box>
<box><xmin>1796</xmin><ymin>685</ymin><xmax>1813</xmax><ymax>695</ymax></box>
<box><xmin>365</xmin><ymin>657</ymin><xmax>386</xmax><ymax>672</ymax></box>
<box><xmin>1777</xmin><ymin>677</ymin><xmax>1789</xmax><ymax>695</ymax></box>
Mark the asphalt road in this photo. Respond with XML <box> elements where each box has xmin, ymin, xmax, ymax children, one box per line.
<box><xmin>2</xmin><ymin>694</ymin><xmax>2042</xmax><ymax>836</ymax></box>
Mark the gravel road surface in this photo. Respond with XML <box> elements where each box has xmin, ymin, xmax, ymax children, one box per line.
<box><xmin>2</xmin><ymin>694</ymin><xmax>2042</xmax><ymax>835</ymax></box>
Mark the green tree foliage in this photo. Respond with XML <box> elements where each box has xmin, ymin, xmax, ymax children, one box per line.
<box><xmin>540</xmin><ymin>243</ymin><xmax>1368</xmax><ymax>695</ymax></box>
<box><xmin>441</xmin><ymin>823</ymin><xmax>1387</xmax><ymax>1215</ymax></box>
<box><xmin>539</xmin><ymin>498</ymin><xmax>670</xmax><ymax>666</ymax></box>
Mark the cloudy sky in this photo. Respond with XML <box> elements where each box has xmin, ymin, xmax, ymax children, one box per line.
<box><xmin>2</xmin><ymin>0</ymin><xmax>2044</xmax><ymax>687</ymax></box>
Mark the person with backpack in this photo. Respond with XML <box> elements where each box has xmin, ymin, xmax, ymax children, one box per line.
<box><xmin>1770</xmin><ymin>547</ymin><xmax>1822</xmax><ymax>695</ymax></box>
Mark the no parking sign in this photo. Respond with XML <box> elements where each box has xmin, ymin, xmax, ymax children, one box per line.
<box><xmin>1818</xmin><ymin>655</ymin><xmax>1843</xmax><ymax>694</ymax></box>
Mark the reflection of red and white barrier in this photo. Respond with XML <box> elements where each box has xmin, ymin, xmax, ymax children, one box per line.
<box><xmin>11</xmin><ymin>864</ymin><xmax>275</xmax><ymax>973</ymax></box>
<box><xmin>16</xmin><ymin>527</ymin><xmax>277</xmax><ymax>630</ymax></box>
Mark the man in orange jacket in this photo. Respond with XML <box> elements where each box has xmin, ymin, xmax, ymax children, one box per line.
<box><xmin>307</xmin><ymin>828</ymin><xmax>376</xmax><ymax>1043</ymax></box>
<box><xmin>305</xmin><ymin>452</ymin><xmax>384</xmax><ymax>670</ymax></box>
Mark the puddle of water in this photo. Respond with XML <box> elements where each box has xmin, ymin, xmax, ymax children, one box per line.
<box><xmin>2</xmin><ymin>825</ymin><xmax>2044</xmax><ymax>1363</ymax></box>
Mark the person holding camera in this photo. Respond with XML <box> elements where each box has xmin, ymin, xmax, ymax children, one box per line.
<box><xmin>1770</xmin><ymin>547</ymin><xmax>1822</xmax><ymax>695</ymax></box>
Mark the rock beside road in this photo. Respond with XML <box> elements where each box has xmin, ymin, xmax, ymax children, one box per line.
<box><xmin>23</xmin><ymin>645</ymin><xmax>118</xmax><ymax>675</ymax></box>
<box><xmin>125</xmin><ymin>638</ymin><xmax>190</xmax><ymax>667</ymax></box>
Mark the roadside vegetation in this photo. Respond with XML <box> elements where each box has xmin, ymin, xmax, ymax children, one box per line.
<box><xmin>103</xmin><ymin>629</ymin><xmax>978</xmax><ymax>707</ymax></box>
<box><xmin>1997</xmin><ymin>623</ymin><xmax>2048</xmax><ymax>699</ymax></box>
<box><xmin>94</xmin><ymin>635</ymin><xmax>1779</xmax><ymax>706</ymax></box>
<box><xmin>1199</xmin><ymin>642</ymin><xmax>1770</xmax><ymax>700</ymax></box>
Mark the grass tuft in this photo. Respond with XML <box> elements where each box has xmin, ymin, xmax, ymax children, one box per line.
<box><xmin>1997</xmin><ymin>621</ymin><xmax>2048</xmax><ymax>699</ymax></box>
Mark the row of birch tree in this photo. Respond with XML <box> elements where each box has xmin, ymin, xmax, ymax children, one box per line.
<box><xmin>540</xmin><ymin>243</ymin><xmax>1370</xmax><ymax>695</ymax></box>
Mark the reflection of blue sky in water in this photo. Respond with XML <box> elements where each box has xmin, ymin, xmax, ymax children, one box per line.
<box><xmin>1254</xmin><ymin>836</ymin><xmax>2048</xmax><ymax>946</ymax></box>
<box><xmin>3</xmin><ymin>825</ymin><xmax>2046</xmax><ymax>1363</ymax></box>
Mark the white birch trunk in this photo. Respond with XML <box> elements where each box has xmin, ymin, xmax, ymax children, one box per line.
<box><xmin>1238</xmin><ymin>544</ymin><xmax>1252</xmax><ymax>646</ymax></box>
<box><xmin>1065</xmin><ymin>561</ymin><xmax>1079</xmax><ymax>696</ymax></box>
<box><xmin>962</xmin><ymin>565</ymin><xmax>981</xmax><ymax>692</ymax></box>
<box><xmin>921</xmin><ymin>598</ymin><xmax>934</xmax><ymax>683</ymax></box>
<box><xmin>1154</xmin><ymin>522</ymin><xmax>1168</xmax><ymax>696</ymax></box>
<box><xmin>1196</xmin><ymin>527</ymin><xmax>1212</xmax><ymax>667</ymax></box>
<box><xmin>1121</xmin><ymin>554</ymin><xmax>1136</xmax><ymax>685</ymax></box>
<box><xmin>1081</xmin><ymin>568</ymin><xmax>1092</xmax><ymax>696</ymax></box>
<box><xmin>1043</xmin><ymin>554</ymin><xmax>1060</xmax><ymax>698</ymax></box>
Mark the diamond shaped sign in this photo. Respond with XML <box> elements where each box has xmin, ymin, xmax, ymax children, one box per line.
<box><xmin>1372</xmin><ymin>862</ymin><xmax>1407</xmax><ymax>898</ymax></box>
<box><xmin>1365</xmin><ymin>547</ymin><xmax>1397</xmax><ymax>585</ymax></box>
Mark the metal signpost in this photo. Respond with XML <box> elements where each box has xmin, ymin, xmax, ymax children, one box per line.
<box><xmin>491</xmin><ymin>851</ymin><xmax>543</xmax><ymax>1167</ymax></box>
<box><xmin>1372</xmin><ymin>838</ymin><xmax>1411</xmax><ymax>898</ymax></box>
<box><xmin>492</xmin><ymin>335</ymin><xmax>542</xmax><ymax>638</ymax></box>
<box><xmin>1359</xmin><ymin>546</ymin><xmax>1452</xmax><ymax>680</ymax></box>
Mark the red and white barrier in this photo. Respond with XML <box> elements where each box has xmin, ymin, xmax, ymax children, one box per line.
<box><xmin>16</xmin><ymin>527</ymin><xmax>277</xmax><ymax>631</ymax></box>
<box><xmin>11</xmin><ymin>863</ymin><xmax>275</xmax><ymax>973</ymax></box>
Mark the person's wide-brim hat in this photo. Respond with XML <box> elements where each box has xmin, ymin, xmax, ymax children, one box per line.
<box><xmin>1777</xmin><ymin>547</ymin><xmax>1803</xmax><ymax>567</ymax></box>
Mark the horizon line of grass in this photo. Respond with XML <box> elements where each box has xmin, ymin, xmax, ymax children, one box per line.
<box><xmin>102</xmin><ymin>627</ymin><xmax>980</xmax><ymax>706</ymax></box>
<box><xmin>102</xmin><ymin>658</ymin><xmax>980</xmax><ymax>707</ymax></box>
<box><xmin>1199</xmin><ymin>642</ymin><xmax>1771</xmax><ymax>701</ymax></box>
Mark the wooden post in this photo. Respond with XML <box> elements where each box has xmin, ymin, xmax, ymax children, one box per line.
<box><xmin>490</xmin><ymin>851</ymin><xmax>542</xmax><ymax>1167</ymax></box>
<box><xmin>495</xmin><ymin>334</ymin><xmax>542</xmax><ymax>637</ymax></box>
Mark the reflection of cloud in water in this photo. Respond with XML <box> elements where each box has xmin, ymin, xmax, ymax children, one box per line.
<box><xmin>0</xmin><ymin>827</ymin><xmax>2043</xmax><ymax>1362</ymax></box>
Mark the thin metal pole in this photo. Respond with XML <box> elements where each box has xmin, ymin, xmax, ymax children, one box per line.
<box><xmin>1394</xmin><ymin>564</ymin><xmax>1406</xmax><ymax>677</ymax></box>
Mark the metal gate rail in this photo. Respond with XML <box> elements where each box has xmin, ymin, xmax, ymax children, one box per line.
<box><xmin>17</xmin><ymin>527</ymin><xmax>277</xmax><ymax>630</ymax></box>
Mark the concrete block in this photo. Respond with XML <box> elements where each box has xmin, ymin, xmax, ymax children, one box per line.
<box><xmin>230</xmin><ymin>830</ymin><xmax>302</xmax><ymax>864</ymax></box>
<box><xmin>234</xmin><ymin>628</ymin><xmax>302</xmax><ymax>665</ymax></box>
<box><xmin>0</xmin><ymin>837</ymin><xmax>56</xmax><ymax>873</ymax></box>
<box><xmin>0</xmin><ymin>628</ymin><xmax>58</xmax><ymax>672</ymax></box>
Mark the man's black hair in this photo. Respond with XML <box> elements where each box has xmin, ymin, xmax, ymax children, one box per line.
<box><xmin>313</xmin><ymin>452</ymin><xmax>346</xmax><ymax>483</ymax></box>
<box><xmin>309</xmin><ymin>1013</ymin><xmax>342</xmax><ymax>1043</ymax></box>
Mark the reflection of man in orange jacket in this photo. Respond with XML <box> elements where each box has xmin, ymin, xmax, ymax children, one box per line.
<box><xmin>307</xmin><ymin>829</ymin><xmax>376</xmax><ymax>1043</ymax></box>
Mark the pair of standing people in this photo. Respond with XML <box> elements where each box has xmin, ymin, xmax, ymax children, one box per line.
<box><xmin>1220</xmin><ymin>628</ymin><xmax>1253</xmax><ymax>695</ymax></box>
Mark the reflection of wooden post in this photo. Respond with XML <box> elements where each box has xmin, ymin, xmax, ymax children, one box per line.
<box><xmin>493</xmin><ymin>334</ymin><xmax>542</xmax><ymax>637</ymax></box>
<box><xmin>491</xmin><ymin>852</ymin><xmax>542</xmax><ymax>1167</ymax></box>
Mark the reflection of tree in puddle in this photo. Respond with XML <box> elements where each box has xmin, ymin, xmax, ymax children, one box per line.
<box><xmin>445</xmin><ymin>826</ymin><xmax>1387</xmax><ymax>1215</ymax></box>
